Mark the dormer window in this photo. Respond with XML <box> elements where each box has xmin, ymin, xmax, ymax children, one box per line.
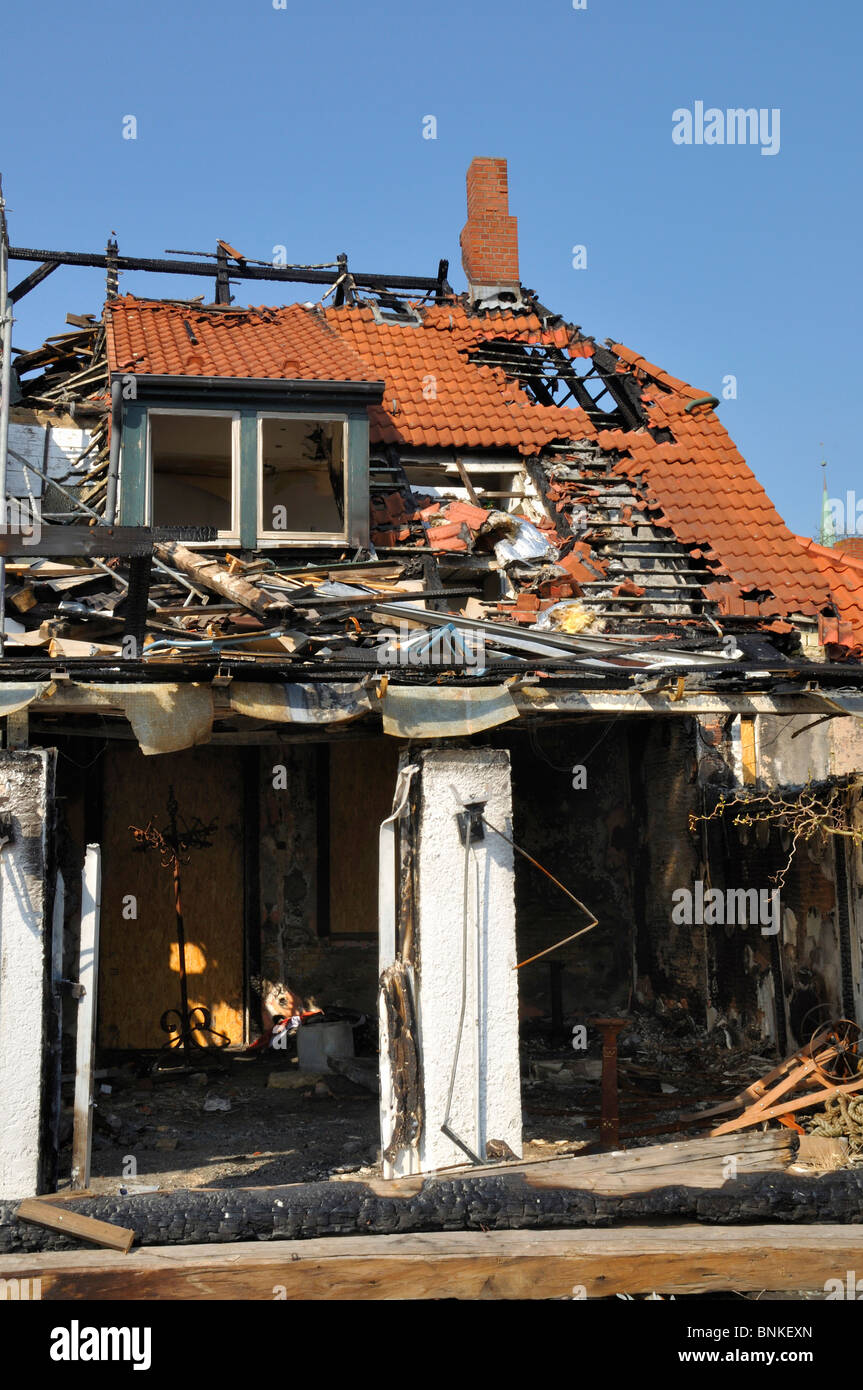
<box><xmin>108</xmin><ymin>298</ymin><xmax>381</xmax><ymax>548</ymax></box>
<box><xmin>118</xmin><ymin>382</ymin><xmax>375</xmax><ymax>549</ymax></box>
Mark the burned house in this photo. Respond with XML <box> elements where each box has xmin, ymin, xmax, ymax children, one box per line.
<box><xmin>3</xmin><ymin>156</ymin><xmax>863</xmax><ymax>1210</ymax></box>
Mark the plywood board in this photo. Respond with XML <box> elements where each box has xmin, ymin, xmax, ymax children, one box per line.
<box><xmin>328</xmin><ymin>739</ymin><xmax>400</xmax><ymax>935</ymax></box>
<box><xmin>99</xmin><ymin>746</ymin><xmax>245</xmax><ymax>1048</ymax></box>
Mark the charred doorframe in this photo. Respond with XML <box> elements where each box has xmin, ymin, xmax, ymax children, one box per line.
<box><xmin>243</xmin><ymin>749</ymin><xmax>262</xmax><ymax>1044</ymax></box>
<box><xmin>37</xmin><ymin>755</ymin><xmax>60</xmax><ymax>1194</ymax></box>
<box><xmin>833</xmin><ymin>832</ymin><xmax>861</xmax><ymax>1023</ymax></box>
<box><xmin>626</xmin><ymin>721</ymin><xmax>653</xmax><ymax>1004</ymax></box>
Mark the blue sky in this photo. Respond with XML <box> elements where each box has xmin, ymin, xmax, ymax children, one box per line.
<box><xmin>2</xmin><ymin>0</ymin><xmax>859</xmax><ymax>539</ymax></box>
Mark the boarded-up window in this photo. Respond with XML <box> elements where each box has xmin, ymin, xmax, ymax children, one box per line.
<box><xmin>327</xmin><ymin>740</ymin><xmax>401</xmax><ymax>935</ymax></box>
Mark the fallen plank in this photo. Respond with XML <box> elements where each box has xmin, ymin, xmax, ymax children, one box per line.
<box><xmin>400</xmin><ymin>1129</ymin><xmax>794</xmax><ymax>1196</ymax></box>
<box><xmin>15</xmin><ymin>1200</ymin><xmax>133</xmax><ymax>1254</ymax></box>
<box><xmin>1</xmin><ymin>1224</ymin><xmax>860</xmax><ymax>1300</ymax></box>
<box><xmin>0</xmin><ymin>1131</ymin><xmax>799</xmax><ymax>1254</ymax></box>
<box><xmin>155</xmin><ymin>542</ymin><xmax>282</xmax><ymax>619</ymax></box>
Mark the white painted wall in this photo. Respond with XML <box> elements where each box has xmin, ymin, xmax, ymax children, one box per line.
<box><xmin>0</xmin><ymin>751</ymin><xmax>53</xmax><ymax>1198</ymax></box>
<box><xmin>6</xmin><ymin>420</ymin><xmax>92</xmax><ymax>498</ymax></box>
<box><xmin>383</xmin><ymin>748</ymin><xmax>522</xmax><ymax>1175</ymax></box>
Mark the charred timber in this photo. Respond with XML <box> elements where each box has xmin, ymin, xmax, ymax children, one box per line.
<box><xmin>5</xmin><ymin>1169</ymin><xmax>863</xmax><ymax>1255</ymax></box>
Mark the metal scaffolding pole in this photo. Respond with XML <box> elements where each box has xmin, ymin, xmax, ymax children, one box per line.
<box><xmin>0</xmin><ymin>177</ymin><xmax>12</xmax><ymax>658</ymax></box>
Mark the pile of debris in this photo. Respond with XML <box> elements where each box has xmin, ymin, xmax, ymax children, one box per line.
<box><xmin>1</xmin><ymin>529</ymin><xmax>748</xmax><ymax>677</ymax></box>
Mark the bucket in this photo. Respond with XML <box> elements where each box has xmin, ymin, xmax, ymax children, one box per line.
<box><xmin>297</xmin><ymin>1019</ymin><xmax>355</xmax><ymax>1072</ymax></box>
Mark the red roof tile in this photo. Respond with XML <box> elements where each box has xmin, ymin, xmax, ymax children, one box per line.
<box><xmin>105</xmin><ymin>296</ymin><xmax>380</xmax><ymax>384</ymax></box>
<box><xmin>323</xmin><ymin>304</ymin><xmax>590</xmax><ymax>455</ymax></box>
<box><xmin>795</xmin><ymin>537</ymin><xmax>863</xmax><ymax>645</ymax></box>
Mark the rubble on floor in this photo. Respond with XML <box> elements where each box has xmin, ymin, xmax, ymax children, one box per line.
<box><xmin>71</xmin><ymin>1055</ymin><xmax>382</xmax><ymax>1194</ymax></box>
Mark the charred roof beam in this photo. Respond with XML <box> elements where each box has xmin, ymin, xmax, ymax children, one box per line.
<box><xmin>7</xmin><ymin>245</ymin><xmax>443</xmax><ymax>297</ymax></box>
<box><xmin>9</xmin><ymin>259</ymin><xmax>60</xmax><ymax>303</ymax></box>
<box><xmin>591</xmin><ymin>344</ymin><xmax>650</xmax><ymax>430</ymax></box>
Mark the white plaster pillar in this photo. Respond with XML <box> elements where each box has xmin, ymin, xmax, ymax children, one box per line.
<box><xmin>380</xmin><ymin>747</ymin><xmax>522</xmax><ymax>1175</ymax></box>
<box><xmin>0</xmin><ymin>750</ymin><xmax>55</xmax><ymax>1197</ymax></box>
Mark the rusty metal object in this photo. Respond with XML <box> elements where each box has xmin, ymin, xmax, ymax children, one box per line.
<box><xmin>810</xmin><ymin>1019</ymin><xmax>863</xmax><ymax>1084</ymax></box>
<box><xmin>593</xmin><ymin>1017</ymin><xmax>627</xmax><ymax>1150</ymax></box>
<box><xmin>677</xmin><ymin>1019</ymin><xmax>863</xmax><ymax>1137</ymax></box>
<box><xmin>130</xmin><ymin>786</ymin><xmax>229</xmax><ymax>1060</ymax></box>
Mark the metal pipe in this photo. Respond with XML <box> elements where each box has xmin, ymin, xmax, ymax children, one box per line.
<box><xmin>594</xmin><ymin>1017</ymin><xmax>626</xmax><ymax>1149</ymax></box>
<box><xmin>9</xmin><ymin>448</ymin><xmax>103</xmax><ymax>523</ymax></box>
<box><xmin>0</xmin><ymin>179</ymin><xmax>12</xmax><ymax>658</ymax></box>
<box><xmin>105</xmin><ymin>377</ymin><xmax>123</xmax><ymax>524</ymax></box>
<box><xmin>441</xmin><ymin>824</ymin><xmax>483</xmax><ymax>1165</ymax></box>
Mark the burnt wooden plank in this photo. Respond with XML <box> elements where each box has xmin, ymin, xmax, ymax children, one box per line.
<box><xmin>0</xmin><ymin>1132</ymin><xmax>800</xmax><ymax>1254</ymax></box>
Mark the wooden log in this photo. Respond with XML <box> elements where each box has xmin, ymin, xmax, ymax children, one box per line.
<box><xmin>0</xmin><ymin>1131</ymin><xmax>803</xmax><ymax>1255</ymax></box>
<box><xmin>2</xmin><ymin>1224</ymin><xmax>862</xmax><ymax>1300</ymax></box>
<box><xmin>15</xmin><ymin>1200</ymin><xmax>133</xmax><ymax>1254</ymax></box>
<box><xmin>154</xmin><ymin>543</ymin><xmax>283</xmax><ymax>619</ymax></box>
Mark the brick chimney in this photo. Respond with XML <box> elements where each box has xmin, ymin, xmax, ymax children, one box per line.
<box><xmin>835</xmin><ymin>538</ymin><xmax>863</xmax><ymax>561</ymax></box>
<box><xmin>460</xmin><ymin>157</ymin><xmax>522</xmax><ymax>307</ymax></box>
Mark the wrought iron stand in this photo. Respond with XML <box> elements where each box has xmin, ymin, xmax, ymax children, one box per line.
<box><xmin>131</xmin><ymin>786</ymin><xmax>230</xmax><ymax>1063</ymax></box>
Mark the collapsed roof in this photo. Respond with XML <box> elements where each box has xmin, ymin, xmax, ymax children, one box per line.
<box><xmin>4</xmin><ymin>155</ymin><xmax>863</xmax><ymax>691</ymax></box>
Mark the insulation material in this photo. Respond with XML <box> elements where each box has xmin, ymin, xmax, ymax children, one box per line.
<box><xmin>0</xmin><ymin>682</ymin><xmax>51</xmax><ymax>715</ymax></box>
<box><xmin>229</xmin><ymin>681</ymin><xmax>372</xmax><ymax>724</ymax></box>
<box><xmin>534</xmin><ymin>600</ymin><xmax>601</xmax><ymax>635</ymax></box>
<box><xmin>380</xmin><ymin>683</ymin><xmax>519</xmax><ymax>738</ymax></box>
<box><xmin>102</xmin><ymin>683</ymin><xmax>214</xmax><ymax>755</ymax></box>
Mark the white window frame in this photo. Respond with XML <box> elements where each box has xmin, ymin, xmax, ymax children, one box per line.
<box><xmin>256</xmin><ymin>411</ymin><xmax>350</xmax><ymax>544</ymax></box>
<box><xmin>146</xmin><ymin>408</ymin><xmax>241</xmax><ymax>544</ymax></box>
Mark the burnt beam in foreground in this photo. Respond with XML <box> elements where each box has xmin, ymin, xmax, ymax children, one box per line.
<box><xmin>0</xmin><ymin>527</ymin><xmax>154</xmax><ymax>558</ymax></box>
<box><xmin>12</xmin><ymin>1168</ymin><xmax>863</xmax><ymax>1255</ymax></box>
<box><xmin>0</xmin><ymin>1132</ymin><xmax>819</xmax><ymax>1255</ymax></box>
<box><xmin>2</xmin><ymin>1225</ymin><xmax>863</xmax><ymax>1299</ymax></box>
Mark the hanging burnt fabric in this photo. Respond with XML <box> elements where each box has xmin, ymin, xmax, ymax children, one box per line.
<box><xmin>99</xmin><ymin>683</ymin><xmax>214</xmax><ymax>755</ymax></box>
<box><xmin>229</xmin><ymin>681</ymin><xmax>372</xmax><ymax>724</ymax></box>
<box><xmin>0</xmin><ymin>682</ymin><xmax>52</xmax><ymax>715</ymax></box>
<box><xmin>380</xmin><ymin>683</ymin><xmax>519</xmax><ymax>738</ymax></box>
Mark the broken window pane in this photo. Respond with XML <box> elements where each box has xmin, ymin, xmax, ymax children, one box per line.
<box><xmin>260</xmin><ymin>417</ymin><xmax>345</xmax><ymax>536</ymax></box>
<box><xmin>150</xmin><ymin>413</ymin><xmax>234</xmax><ymax>532</ymax></box>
